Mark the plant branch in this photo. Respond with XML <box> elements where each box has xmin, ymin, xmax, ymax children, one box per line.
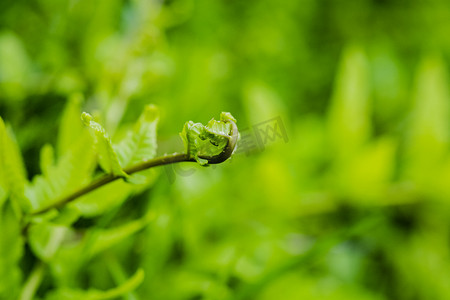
<box><xmin>29</xmin><ymin>153</ymin><xmax>191</xmax><ymax>216</ymax></box>
<box><xmin>28</xmin><ymin>118</ymin><xmax>238</xmax><ymax>217</ymax></box>
<box><xmin>11</xmin><ymin>124</ymin><xmax>237</xmax><ymax>247</ymax></box>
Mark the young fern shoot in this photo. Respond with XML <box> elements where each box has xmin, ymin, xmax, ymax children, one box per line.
<box><xmin>1</xmin><ymin>101</ymin><xmax>239</xmax><ymax>300</ymax></box>
<box><xmin>28</xmin><ymin>109</ymin><xmax>239</xmax><ymax>217</ymax></box>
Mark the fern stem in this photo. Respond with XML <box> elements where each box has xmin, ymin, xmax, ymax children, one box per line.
<box><xmin>28</xmin><ymin>118</ymin><xmax>238</xmax><ymax>217</ymax></box>
<box><xmin>29</xmin><ymin>153</ymin><xmax>190</xmax><ymax>216</ymax></box>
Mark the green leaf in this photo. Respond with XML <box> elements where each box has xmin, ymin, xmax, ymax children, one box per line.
<box><xmin>0</xmin><ymin>117</ymin><xmax>27</xmax><ymax>186</ymax></box>
<box><xmin>407</xmin><ymin>54</ymin><xmax>449</xmax><ymax>172</ymax></box>
<box><xmin>26</xmin><ymin>209</ymin><xmax>59</xmax><ymax>224</ymax></box>
<box><xmin>51</xmin><ymin>206</ymin><xmax>82</xmax><ymax>226</ymax></box>
<box><xmin>0</xmin><ymin>186</ymin><xmax>6</xmax><ymax>208</ymax></box>
<box><xmin>327</xmin><ymin>44</ymin><xmax>371</xmax><ymax>160</ymax></box>
<box><xmin>26</xmin><ymin>133</ymin><xmax>95</xmax><ymax>213</ymax></box>
<box><xmin>0</xmin><ymin>122</ymin><xmax>6</xmax><ymax>194</ymax></box>
<box><xmin>0</xmin><ymin>116</ymin><xmax>29</xmax><ymax>212</ymax></box>
<box><xmin>28</xmin><ymin>222</ymin><xmax>69</xmax><ymax>262</ymax></box>
<box><xmin>114</xmin><ymin>104</ymin><xmax>159</xmax><ymax>168</ymax></box>
<box><xmin>0</xmin><ymin>31</ymin><xmax>31</xmax><ymax>100</ymax></box>
<box><xmin>180</xmin><ymin>112</ymin><xmax>237</xmax><ymax>165</ymax></box>
<box><xmin>81</xmin><ymin>112</ymin><xmax>128</xmax><ymax>177</ymax></box>
<box><xmin>87</xmin><ymin>212</ymin><xmax>154</xmax><ymax>258</ymax></box>
<box><xmin>40</xmin><ymin>144</ymin><xmax>55</xmax><ymax>177</ymax></box>
<box><xmin>50</xmin><ymin>214</ymin><xmax>152</xmax><ymax>286</ymax></box>
<box><xmin>71</xmin><ymin>180</ymin><xmax>133</xmax><ymax>217</ymax></box>
<box><xmin>107</xmin><ymin>256</ymin><xmax>140</xmax><ymax>300</ymax></box>
<box><xmin>72</xmin><ymin>105</ymin><xmax>159</xmax><ymax>216</ymax></box>
<box><xmin>57</xmin><ymin>93</ymin><xmax>85</xmax><ymax>158</ymax></box>
<box><xmin>0</xmin><ymin>199</ymin><xmax>24</xmax><ymax>299</ymax></box>
<box><xmin>25</xmin><ymin>96</ymin><xmax>94</xmax><ymax>214</ymax></box>
<box><xmin>45</xmin><ymin>268</ymin><xmax>144</xmax><ymax>300</ymax></box>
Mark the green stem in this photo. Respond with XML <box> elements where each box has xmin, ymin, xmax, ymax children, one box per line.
<box><xmin>19</xmin><ymin>262</ymin><xmax>45</xmax><ymax>300</ymax></box>
<box><xmin>28</xmin><ymin>118</ymin><xmax>238</xmax><ymax>217</ymax></box>
<box><xmin>29</xmin><ymin>153</ymin><xmax>190</xmax><ymax>216</ymax></box>
<box><xmin>25</xmin><ymin>118</ymin><xmax>238</xmax><ymax>229</ymax></box>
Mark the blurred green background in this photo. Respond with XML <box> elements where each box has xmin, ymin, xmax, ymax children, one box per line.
<box><xmin>2</xmin><ymin>0</ymin><xmax>450</xmax><ymax>299</ymax></box>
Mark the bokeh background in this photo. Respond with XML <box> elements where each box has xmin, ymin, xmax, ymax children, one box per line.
<box><xmin>2</xmin><ymin>0</ymin><xmax>450</xmax><ymax>299</ymax></box>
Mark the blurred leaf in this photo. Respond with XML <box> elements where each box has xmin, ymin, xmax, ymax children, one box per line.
<box><xmin>0</xmin><ymin>31</ymin><xmax>32</xmax><ymax>101</ymax></box>
<box><xmin>243</xmin><ymin>81</ymin><xmax>286</xmax><ymax>125</ymax></box>
<box><xmin>50</xmin><ymin>213</ymin><xmax>151</xmax><ymax>286</ymax></box>
<box><xmin>87</xmin><ymin>212</ymin><xmax>153</xmax><ymax>258</ymax></box>
<box><xmin>107</xmin><ymin>256</ymin><xmax>140</xmax><ymax>300</ymax></box>
<box><xmin>28</xmin><ymin>222</ymin><xmax>69</xmax><ymax>262</ymax></box>
<box><xmin>57</xmin><ymin>94</ymin><xmax>85</xmax><ymax>158</ymax></box>
<box><xmin>389</xmin><ymin>230</ymin><xmax>450</xmax><ymax>299</ymax></box>
<box><xmin>406</xmin><ymin>54</ymin><xmax>449</xmax><ymax>190</ymax></box>
<box><xmin>82</xmin><ymin>112</ymin><xmax>128</xmax><ymax>177</ymax></box>
<box><xmin>51</xmin><ymin>206</ymin><xmax>83</xmax><ymax>226</ymax></box>
<box><xmin>40</xmin><ymin>144</ymin><xmax>55</xmax><ymax>177</ymax></box>
<box><xmin>0</xmin><ymin>116</ymin><xmax>29</xmax><ymax>212</ymax></box>
<box><xmin>0</xmin><ymin>186</ymin><xmax>5</xmax><ymax>208</ymax></box>
<box><xmin>328</xmin><ymin>44</ymin><xmax>371</xmax><ymax>159</ymax></box>
<box><xmin>45</xmin><ymin>268</ymin><xmax>144</xmax><ymax>300</ymax></box>
<box><xmin>0</xmin><ymin>199</ymin><xmax>24</xmax><ymax>299</ymax></box>
<box><xmin>335</xmin><ymin>137</ymin><xmax>396</xmax><ymax>204</ymax></box>
<box><xmin>0</xmin><ymin>123</ymin><xmax>6</xmax><ymax>196</ymax></box>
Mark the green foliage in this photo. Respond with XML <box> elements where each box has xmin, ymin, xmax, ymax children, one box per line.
<box><xmin>2</xmin><ymin>0</ymin><xmax>450</xmax><ymax>299</ymax></box>
<box><xmin>1</xmin><ymin>88</ymin><xmax>235</xmax><ymax>299</ymax></box>
<box><xmin>72</xmin><ymin>180</ymin><xmax>133</xmax><ymax>217</ymax></box>
<box><xmin>57</xmin><ymin>94</ymin><xmax>85</xmax><ymax>158</ymax></box>
<box><xmin>25</xmin><ymin>132</ymin><xmax>95</xmax><ymax>213</ymax></box>
<box><xmin>73</xmin><ymin>104</ymin><xmax>161</xmax><ymax>217</ymax></box>
<box><xmin>0</xmin><ymin>31</ymin><xmax>31</xmax><ymax>100</ymax></box>
<box><xmin>45</xmin><ymin>269</ymin><xmax>144</xmax><ymax>300</ymax></box>
<box><xmin>0</xmin><ymin>200</ymin><xmax>23</xmax><ymax>300</ymax></box>
<box><xmin>0</xmin><ymin>121</ymin><xmax>24</xmax><ymax>296</ymax></box>
<box><xmin>0</xmin><ymin>117</ymin><xmax>29</xmax><ymax>213</ymax></box>
<box><xmin>1</xmin><ymin>92</ymin><xmax>176</xmax><ymax>298</ymax></box>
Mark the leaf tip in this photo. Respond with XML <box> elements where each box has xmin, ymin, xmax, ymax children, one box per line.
<box><xmin>142</xmin><ymin>104</ymin><xmax>159</xmax><ymax>122</ymax></box>
<box><xmin>81</xmin><ymin>112</ymin><xmax>93</xmax><ymax>126</ymax></box>
<box><xmin>220</xmin><ymin>112</ymin><xmax>237</xmax><ymax>123</ymax></box>
<box><xmin>69</xmin><ymin>92</ymin><xmax>84</xmax><ymax>105</ymax></box>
